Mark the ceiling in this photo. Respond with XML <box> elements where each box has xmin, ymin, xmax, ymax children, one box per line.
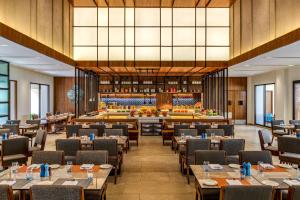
<box><xmin>71</xmin><ymin>0</ymin><xmax>235</xmax><ymax>7</ymax></box>
<box><xmin>229</xmin><ymin>40</ymin><xmax>300</xmax><ymax>77</ymax></box>
<box><xmin>0</xmin><ymin>37</ymin><xmax>75</xmax><ymax>77</ymax></box>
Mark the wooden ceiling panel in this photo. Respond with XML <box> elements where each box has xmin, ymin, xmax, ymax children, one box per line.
<box><xmin>208</xmin><ymin>0</ymin><xmax>235</xmax><ymax>7</ymax></box>
<box><xmin>107</xmin><ymin>0</ymin><xmax>125</xmax><ymax>7</ymax></box>
<box><xmin>169</xmin><ymin>67</ymin><xmax>193</xmax><ymax>73</ymax></box>
<box><xmin>173</xmin><ymin>0</ymin><xmax>196</xmax><ymax>7</ymax></box>
<box><xmin>73</xmin><ymin>0</ymin><xmax>96</xmax><ymax>6</ymax></box>
<box><xmin>135</xmin><ymin>0</ymin><xmax>161</xmax><ymax>7</ymax></box>
<box><xmin>161</xmin><ymin>0</ymin><xmax>173</xmax><ymax>7</ymax></box>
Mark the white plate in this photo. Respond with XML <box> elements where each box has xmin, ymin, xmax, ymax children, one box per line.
<box><xmin>278</xmin><ymin>164</ymin><xmax>292</xmax><ymax>169</ymax></box>
<box><xmin>28</xmin><ymin>164</ymin><xmax>40</xmax><ymax>169</ymax></box>
<box><xmin>262</xmin><ymin>180</ymin><xmax>279</xmax><ymax>187</ymax></box>
<box><xmin>100</xmin><ymin>164</ymin><xmax>112</xmax><ymax>169</ymax></box>
<box><xmin>50</xmin><ymin>164</ymin><xmax>60</xmax><ymax>169</ymax></box>
<box><xmin>228</xmin><ymin>164</ymin><xmax>240</xmax><ymax>169</ymax></box>
<box><xmin>203</xmin><ymin>179</ymin><xmax>218</xmax><ymax>186</ymax></box>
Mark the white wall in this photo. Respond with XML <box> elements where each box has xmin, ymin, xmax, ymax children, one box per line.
<box><xmin>247</xmin><ymin>67</ymin><xmax>300</xmax><ymax>124</ymax></box>
<box><xmin>9</xmin><ymin>64</ymin><xmax>54</xmax><ymax>121</ymax></box>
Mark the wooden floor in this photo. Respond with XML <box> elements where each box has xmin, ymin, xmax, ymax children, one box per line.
<box><xmin>44</xmin><ymin>125</ymin><xmax>276</xmax><ymax>200</ymax></box>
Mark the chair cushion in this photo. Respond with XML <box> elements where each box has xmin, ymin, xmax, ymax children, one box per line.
<box><xmin>273</xmin><ymin>130</ymin><xmax>288</xmax><ymax>135</ymax></box>
<box><xmin>265</xmin><ymin>146</ymin><xmax>278</xmax><ymax>152</ymax></box>
<box><xmin>29</xmin><ymin>146</ymin><xmax>41</xmax><ymax>152</ymax></box>
<box><xmin>280</xmin><ymin>153</ymin><xmax>300</xmax><ymax>159</ymax></box>
<box><xmin>3</xmin><ymin>154</ymin><xmax>27</xmax><ymax>161</ymax></box>
<box><xmin>23</xmin><ymin>132</ymin><xmax>36</xmax><ymax>138</ymax></box>
<box><xmin>226</xmin><ymin>155</ymin><xmax>239</xmax><ymax>164</ymax></box>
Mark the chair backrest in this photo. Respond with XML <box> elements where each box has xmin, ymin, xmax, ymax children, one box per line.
<box><xmin>271</xmin><ymin>120</ymin><xmax>284</xmax><ymax>131</ymax></box>
<box><xmin>221</xmin><ymin>185</ymin><xmax>273</xmax><ymax>200</ymax></box>
<box><xmin>30</xmin><ymin>185</ymin><xmax>83</xmax><ymax>200</ymax></box>
<box><xmin>289</xmin><ymin>120</ymin><xmax>300</xmax><ymax>125</ymax></box>
<box><xmin>205</xmin><ymin>129</ymin><xmax>225</xmax><ymax>137</ymax></box>
<box><xmin>258</xmin><ymin>130</ymin><xmax>272</xmax><ymax>150</ymax></box>
<box><xmin>89</xmin><ymin>124</ymin><xmax>106</xmax><ymax>137</ymax></box>
<box><xmin>288</xmin><ymin>185</ymin><xmax>300</xmax><ymax>200</ymax></box>
<box><xmin>278</xmin><ymin>136</ymin><xmax>300</xmax><ymax>154</ymax></box>
<box><xmin>66</xmin><ymin>125</ymin><xmax>82</xmax><ymax>138</ymax></box>
<box><xmin>174</xmin><ymin>125</ymin><xmax>190</xmax><ymax>136</ymax></box>
<box><xmin>6</xmin><ymin>120</ymin><xmax>21</xmax><ymax>125</ymax></box>
<box><xmin>31</xmin><ymin>114</ymin><xmax>39</xmax><ymax>120</ymax></box>
<box><xmin>2</xmin><ymin>124</ymin><xmax>19</xmax><ymax>135</ymax></box>
<box><xmin>93</xmin><ymin>139</ymin><xmax>118</xmax><ymax>156</ymax></box>
<box><xmin>112</xmin><ymin>124</ymin><xmax>128</xmax><ymax>136</ymax></box>
<box><xmin>195</xmin><ymin>150</ymin><xmax>226</xmax><ymax>165</ymax></box>
<box><xmin>26</xmin><ymin>120</ymin><xmax>41</xmax><ymax>125</ymax></box>
<box><xmin>239</xmin><ymin>151</ymin><xmax>273</xmax><ymax>165</ymax></box>
<box><xmin>2</xmin><ymin>137</ymin><xmax>29</xmax><ymax>157</ymax></box>
<box><xmin>34</xmin><ymin>129</ymin><xmax>47</xmax><ymax>148</ymax></box>
<box><xmin>56</xmin><ymin>139</ymin><xmax>81</xmax><ymax>157</ymax></box>
<box><xmin>218</xmin><ymin>124</ymin><xmax>234</xmax><ymax>137</ymax></box>
<box><xmin>178</xmin><ymin>129</ymin><xmax>197</xmax><ymax>137</ymax></box>
<box><xmin>32</xmin><ymin>151</ymin><xmax>64</xmax><ymax>165</ymax></box>
<box><xmin>220</xmin><ymin>139</ymin><xmax>245</xmax><ymax>156</ymax></box>
<box><xmin>78</xmin><ymin>129</ymin><xmax>98</xmax><ymax>137</ymax></box>
<box><xmin>104</xmin><ymin>128</ymin><xmax>123</xmax><ymax>136</ymax></box>
<box><xmin>186</xmin><ymin>139</ymin><xmax>211</xmax><ymax>157</ymax></box>
<box><xmin>0</xmin><ymin>185</ymin><xmax>13</xmax><ymax>200</ymax></box>
<box><xmin>76</xmin><ymin>150</ymin><xmax>108</xmax><ymax>165</ymax></box>
<box><xmin>195</xmin><ymin>124</ymin><xmax>211</xmax><ymax>135</ymax></box>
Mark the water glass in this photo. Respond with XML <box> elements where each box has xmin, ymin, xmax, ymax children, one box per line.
<box><xmin>292</xmin><ymin>164</ymin><xmax>299</xmax><ymax>178</ymax></box>
<box><xmin>103</xmin><ymin>132</ymin><xmax>107</xmax><ymax>138</ymax></box>
<box><xmin>211</xmin><ymin>133</ymin><xmax>215</xmax><ymax>140</ymax></box>
<box><xmin>66</xmin><ymin>161</ymin><xmax>73</xmax><ymax>173</ymax></box>
<box><xmin>87</xmin><ymin>169</ymin><xmax>93</xmax><ymax>180</ymax></box>
<box><xmin>72</xmin><ymin>133</ymin><xmax>77</xmax><ymax>138</ymax></box>
<box><xmin>11</xmin><ymin>162</ymin><xmax>19</xmax><ymax>180</ymax></box>
<box><xmin>26</xmin><ymin>168</ymin><xmax>33</xmax><ymax>181</ymax></box>
<box><xmin>203</xmin><ymin>161</ymin><xmax>210</xmax><ymax>172</ymax></box>
<box><xmin>257</xmin><ymin>161</ymin><xmax>264</xmax><ymax>175</ymax></box>
<box><xmin>181</xmin><ymin>133</ymin><xmax>185</xmax><ymax>139</ymax></box>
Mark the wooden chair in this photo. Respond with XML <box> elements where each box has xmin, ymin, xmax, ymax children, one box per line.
<box><xmin>258</xmin><ymin>130</ymin><xmax>278</xmax><ymax>156</ymax></box>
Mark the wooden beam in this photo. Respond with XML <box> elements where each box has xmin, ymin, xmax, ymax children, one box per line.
<box><xmin>172</xmin><ymin>0</ymin><xmax>176</xmax><ymax>7</ymax></box>
<box><xmin>0</xmin><ymin>22</ymin><xmax>75</xmax><ymax>66</ymax></box>
<box><xmin>93</xmin><ymin>0</ymin><xmax>98</xmax><ymax>6</ymax></box>
<box><xmin>205</xmin><ymin>0</ymin><xmax>212</xmax><ymax>7</ymax></box>
<box><xmin>68</xmin><ymin>0</ymin><xmax>74</xmax><ymax>6</ymax></box>
<box><xmin>196</xmin><ymin>0</ymin><xmax>201</xmax><ymax>7</ymax></box>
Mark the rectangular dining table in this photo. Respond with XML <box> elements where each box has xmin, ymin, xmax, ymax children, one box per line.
<box><xmin>73</xmin><ymin>136</ymin><xmax>128</xmax><ymax>148</ymax></box>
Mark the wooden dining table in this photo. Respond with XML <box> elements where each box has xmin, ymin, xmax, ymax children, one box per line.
<box><xmin>275</xmin><ymin>124</ymin><xmax>295</xmax><ymax>135</ymax></box>
<box><xmin>174</xmin><ymin>135</ymin><xmax>232</xmax><ymax>146</ymax></box>
<box><xmin>72</xmin><ymin>136</ymin><xmax>128</xmax><ymax>148</ymax></box>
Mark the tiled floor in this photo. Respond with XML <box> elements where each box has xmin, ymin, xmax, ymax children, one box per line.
<box><xmin>44</xmin><ymin>125</ymin><xmax>275</xmax><ymax>200</ymax></box>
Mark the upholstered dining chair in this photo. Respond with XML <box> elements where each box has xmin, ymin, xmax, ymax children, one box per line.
<box><xmin>178</xmin><ymin>129</ymin><xmax>197</xmax><ymax>137</ymax></box>
<box><xmin>66</xmin><ymin>124</ymin><xmax>82</xmax><ymax>138</ymax></box>
<box><xmin>2</xmin><ymin>124</ymin><xmax>19</xmax><ymax>135</ymax></box>
<box><xmin>205</xmin><ymin>129</ymin><xmax>225</xmax><ymax>137</ymax></box>
<box><xmin>172</xmin><ymin>124</ymin><xmax>190</xmax><ymax>151</ymax></box>
<box><xmin>76</xmin><ymin>150</ymin><xmax>108</xmax><ymax>165</ymax></box>
<box><xmin>23</xmin><ymin>120</ymin><xmax>41</xmax><ymax>146</ymax></box>
<box><xmin>220</xmin><ymin>185</ymin><xmax>273</xmax><ymax>200</ymax></box>
<box><xmin>277</xmin><ymin>136</ymin><xmax>300</xmax><ymax>165</ymax></box>
<box><xmin>271</xmin><ymin>120</ymin><xmax>288</xmax><ymax>142</ymax></box>
<box><xmin>30</xmin><ymin>185</ymin><xmax>84</xmax><ymax>200</ymax></box>
<box><xmin>239</xmin><ymin>150</ymin><xmax>273</xmax><ymax>165</ymax></box>
<box><xmin>195</xmin><ymin>124</ymin><xmax>211</xmax><ymax>135</ymax></box>
<box><xmin>93</xmin><ymin>139</ymin><xmax>120</xmax><ymax>184</ymax></box>
<box><xmin>28</xmin><ymin>129</ymin><xmax>47</xmax><ymax>156</ymax></box>
<box><xmin>220</xmin><ymin>139</ymin><xmax>245</xmax><ymax>164</ymax></box>
<box><xmin>182</xmin><ymin>139</ymin><xmax>211</xmax><ymax>184</ymax></box>
<box><xmin>31</xmin><ymin>151</ymin><xmax>64</xmax><ymax>165</ymax></box>
<box><xmin>104</xmin><ymin>128</ymin><xmax>123</xmax><ymax>136</ymax></box>
<box><xmin>112</xmin><ymin>124</ymin><xmax>129</xmax><ymax>151</ymax></box>
<box><xmin>5</xmin><ymin>120</ymin><xmax>21</xmax><ymax>125</ymax></box>
<box><xmin>194</xmin><ymin>150</ymin><xmax>226</xmax><ymax>165</ymax></box>
<box><xmin>287</xmin><ymin>185</ymin><xmax>300</xmax><ymax>200</ymax></box>
<box><xmin>0</xmin><ymin>185</ymin><xmax>14</xmax><ymax>200</ymax></box>
<box><xmin>217</xmin><ymin>124</ymin><xmax>234</xmax><ymax>137</ymax></box>
<box><xmin>56</xmin><ymin>139</ymin><xmax>81</xmax><ymax>163</ymax></box>
<box><xmin>258</xmin><ymin>130</ymin><xmax>278</xmax><ymax>156</ymax></box>
<box><xmin>1</xmin><ymin>137</ymin><xmax>29</xmax><ymax>168</ymax></box>
<box><xmin>89</xmin><ymin>124</ymin><xmax>106</xmax><ymax>137</ymax></box>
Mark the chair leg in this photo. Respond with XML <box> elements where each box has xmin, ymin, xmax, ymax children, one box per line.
<box><xmin>187</xmin><ymin>165</ymin><xmax>190</xmax><ymax>184</ymax></box>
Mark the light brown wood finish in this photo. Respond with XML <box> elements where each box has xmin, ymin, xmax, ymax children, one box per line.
<box><xmin>54</xmin><ymin>77</ymin><xmax>75</xmax><ymax>114</ymax></box>
<box><xmin>156</xmin><ymin>93</ymin><xmax>173</xmax><ymax>110</ymax></box>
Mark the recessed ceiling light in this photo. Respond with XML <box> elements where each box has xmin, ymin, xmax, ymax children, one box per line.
<box><xmin>264</xmin><ymin>56</ymin><xmax>272</xmax><ymax>59</ymax></box>
<box><xmin>0</xmin><ymin>44</ymin><xmax>8</xmax><ymax>47</ymax></box>
<box><xmin>288</xmin><ymin>65</ymin><xmax>295</xmax><ymax>67</ymax></box>
<box><xmin>244</xmin><ymin>64</ymin><xmax>250</xmax><ymax>67</ymax></box>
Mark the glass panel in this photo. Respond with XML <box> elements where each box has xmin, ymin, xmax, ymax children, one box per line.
<box><xmin>0</xmin><ymin>62</ymin><xmax>8</xmax><ymax>75</ymax></box>
<box><xmin>98</xmin><ymin>8</ymin><xmax>108</xmax><ymax>26</ymax></box>
<box><xmin>207</xmin><ymin>27</ymin><xmax>229</xmax><ymax>46</ymax></box>
<box><xmin>161</xmin><ymin>8</ymin><xmax>172</xmax><ymax>26</ymax></box>
<box><xmin>206</xmin><ymin>47</ymin><xmax>229</xmax><ymax>61</ymax></box>
<box><xmin>207</xmin><ymin>8</ymin><xmax>229</xmax><ymax>26</ymax></box>
<box><xmin>125</xmin><ymin>47</ymin><xmax>134</xmax><ymax>60</ymax></box>
<box><xmin>98</xmin><ymin>47</ymin><xmax>108</xmax><ymax>60</ymax></box>
<box><xmin>135</xmin><ymin>28</ymin><xmax>160</xmax><ymax>46</ymax></box>
<box><xmin>161</xmin><ymin>47</ymin><xmax>172</xmax><ymax>61</ymax></box>
<box><xmin>0</xmin><ymin>116</ymin><xmax>8</xmax><ymax>125</ymax></box>
<box><xmin>74</xmin><ymin>8</ymin><xmax>97</xmax><ymax>26</ymax></box>
<box><xmin>0</xmin><ymin>103</ymin><xmax>9</xmax><ymax>117</ymax></box>
<box><xmin>135</xmin><ymin>47</ymin><xmax>160</xmax><ymax>61</ymax></box>
<box><xmin>10</xmin><ymin>81</ymin><xmax>16</xmax><ymax>120</ymax></box>
<box><xmin>196</xmin><ymin>8</ymin><xmax>205</xmax><ymax>26</ymax></box>
<box><xmin>74</xmin><ymin>27</ymin><xmax>97</xmax><ymax>46</ymax></box>
<box><xmin>73</xmin><ymin>47</ymin><xmax>97</xmax><ymax>60</ymax></box>
<box><xmin>0</xmin><ymin>76</ymin><xmax>8</xmax><ymax>88</ymax></box>
<box><xmin>0</xmin><ymin>90</ymin><xmax>8</xmax><ymax>102</ymax></box>
<box><xmin>196</xmin><ymin>28</ymin><xmax>205</xmax><ymax>46</ymax></box>
<box><xmin>135</xmin><ymin>8</ymin><xmax>160</xmax><ymax>26</ymax></box>
<box><xmin>126</xmin><ymin>8</ymin><xmax>134</xmax><ymax>26</ymax></box>
<box><xmin>40</xmin><ymin>85</ymin><xmax>49</xmax><ymax>118</ymax></box>
<box><xmin>109</xmin><ymin>8</ymin><xmax>124</xmax><ymax>26</ymax></box>
<box><xmin>98</xmin><ymin>27</ymin><xmax>108</xmax><ymax>46</ymax></box>
<box><xmin>30</xmin><ymin>84</ymin><xmax>40</xmax><ymax>116</ymax></box>
<box><xmin>126</xmin><ymin>28</ymin><xmax>134</xmax><ymax>46</ymax></box>
<box><xmin>173</xmin><ymin>47</ymin><xmax>195</xmax><ymax>61</ymax></box>
<box><xmin>265</xmin><ymin>84</ymin><xmax>275</xmax><ymax>127</ymax></box>
<box><xmin>109</xmin><ymin>27</ymin><xmax>124</xmax><ymax>46</ymax></box>
<box><xmin>196</xmin><ymin>47</ymin><xmax>205</xmax><ymax>60</ymax></box>
<box><xmin>255</xmin><ymin>85</ymin><xmax>265</xmax><ymax>126</ymax></box>
<box><xmin>173</xmin><ymin>8</ymin><xmax>195</xmax><ymax>26</ymax></box>
<box><xmin>294</xmin><ymin>83</ymin><xmax>300</xmax><ymax>120</ymax></box>
<box><xmin>109</xmin><ymin>47</ymin><xmax>124</xmax><ymax>60</ymax></box>
<box><xmin>161</xmin><ymin>28</ymin><xmax>172</xmax><ymax>46</ymax></box>
<box><xmin>173</xmin><ymin>28</ymin><xmax>195</xmax><ymax>46</ymax></box>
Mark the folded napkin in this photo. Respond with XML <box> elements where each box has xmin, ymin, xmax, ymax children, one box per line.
<box><xmin>226</xmin><ymin>179</ymin><xmax>242</xmax><ymax>185</ymax></box>
<box><xmin>0</xmin><ymin>180</ymin><xmax>16</xmax><ymax>186</ymax></box>
<box><xmin>209</xmin><ymin>164</ymin><xmax>223</xmax><ymax>170</ymax></box>
<box><xmin>80</xmin><ymin>164</ymin><xmax>94</xmax><ymax>170</ymax></box>
<box><xmin>283</xmin><ymin>179</ymin><xmax>300</xmax><ymax>186</ymax></box>
<box><xmin>62</xmin><ymin>181</ymin><xmax>78</xmax><ymax>186</ymax></box>
<box><xmin>260</xmin><ymin>163</ymin><xmax>275</xmax><ymax>169</ymax></box>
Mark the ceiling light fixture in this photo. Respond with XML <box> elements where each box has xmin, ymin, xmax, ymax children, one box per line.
<box><xmin>288</xmin><ymin>65</ymin><xmax>295</xmax><ymax>67</ymax></box>
<box><xmin>0</xmin><ymin>44</ymin><xmax>8</xmax><ymax>47</ymax></box>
